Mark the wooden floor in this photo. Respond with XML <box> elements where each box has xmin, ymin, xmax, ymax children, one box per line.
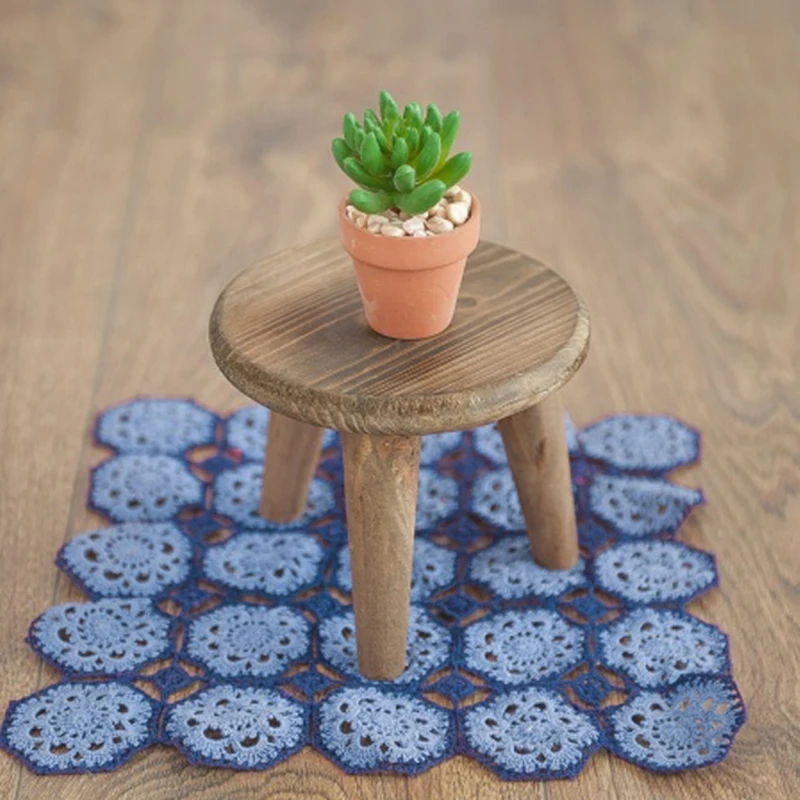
<box><xmin>1</xmin><ymin>0</ymin><xmax>798</xmax><ymax>797</ymax></box>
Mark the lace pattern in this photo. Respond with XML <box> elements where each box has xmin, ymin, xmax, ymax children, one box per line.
<box><xmin>29</xmin><ymin>599</ymin><xmax>171</xmax><ymax>676</ymax></box>
<box><xmin>1</xmin><ymin>398</ymin><xmax>744</xmax><ymax>778</ymax></box>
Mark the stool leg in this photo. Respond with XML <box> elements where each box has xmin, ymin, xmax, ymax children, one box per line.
<box><xmin>342</xmin><ymin>432</ymin><xmax>420</xmax><ymax>680</ymax></box>
<box><xmin>498</xmin><ymin>393</ymin><xmax>579</xmax><ymax>569</ymax></box>
<box><xmin>260</xmin><ymin>412</ymin><xmax>325</xmax><ymax>523</ymax></box>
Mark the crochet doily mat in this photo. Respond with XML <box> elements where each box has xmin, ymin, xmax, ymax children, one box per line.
<box><xmin>1</xmin><ymin>398</ymin><xmax>745</xmax><ymax>779</ymax></box>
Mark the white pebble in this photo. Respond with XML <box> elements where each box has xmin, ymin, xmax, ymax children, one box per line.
<box><xmin>380</xmin><ymin>223</ymin><xmax>406</xmax><ymax>237</ymax></box>
<box><xmin>430</xmin><ymin>203</ymin><xmax>446</xmax><ymax>218</ymax></box>
<box><xmin>398</xmin><ymin>211</ymin><xmax>411</xmax><ymax>221</ymax></box>
<box><xmin>425</xmin><ymin>216</ymin><xmax>455</xmax><ymax>234</ymax></box>
<box><xmin>412</xmin><ymin>230</ymin><xmax>427</xmax><ymax>237</ymax></box>
<box><xmin>454</xmin><ymin>189</ymin><xmax>472</xmax><ymax>209</ymax></box>
<box><xmin>348</xmin><ymin>206</ymin><xmax>368</xmax><ymax>226</ymax></box>
<box><xmin>367</xmin><ymin>214</ymin><xmax>390</xmax><ymax>228</ymax></box>
<box><xmin>445</xmin><ymin>184</ymin><xmax>462</xmax><ymax>198</ymax></box>
<box><xmin>402</xmin><ymin>217</ymin><xmax>426</xmax><ymax>235</ymax></box>
<box><xmin>446</xmin><ymin>201</ymin><xmax>469</xmax><ymax>226</ymax></box>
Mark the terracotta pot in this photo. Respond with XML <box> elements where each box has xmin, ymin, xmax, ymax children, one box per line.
<box><xmin>338</xmin><ymin>195</ymin><xmax>481</xmax><ymax>339</ymax></box>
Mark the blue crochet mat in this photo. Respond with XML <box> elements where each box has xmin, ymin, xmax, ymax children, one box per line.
<box><xmin>1</xmin><ymin>398</ymin><xmax>745</xmax><ymax>779</ymax></box>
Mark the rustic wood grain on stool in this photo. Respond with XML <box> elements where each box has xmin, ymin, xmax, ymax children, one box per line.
<box><xmin>209</xmin><ymin>240</ymin><xmax>590</xmax><ymax>436</ymax></box>
<box><xmin>210</xmin><ymin>238</ymin><xmax>590</xmax><ymax>677</ymax></box>
<box><xmin>260</xmin><ymin>413</ymin><xmax>325</xmax><ymax>522</ymax></box>
<box><xmin>499</xmin><ymin>394</ymin><xmax>579</xmax><ymax>569</ymax></box>
<box><xmin>342</xmin><ymin>433</ymin><xmax>421</xmax><ymax>680</ymax></box>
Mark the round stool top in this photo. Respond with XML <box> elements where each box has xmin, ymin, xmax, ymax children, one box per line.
<box><xmin>210</xmin><ymin>240</ymin><xmax>590</xmax><ymax>435</ymax></box>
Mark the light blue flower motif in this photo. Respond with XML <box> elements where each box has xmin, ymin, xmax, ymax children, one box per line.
<box><xmin>471</xmin><ymin>469</ymin><xmax>524</xmax><ymax>530</ymax></box>
<box><xmin>319</xmin><ymin>606</ymin><xmax>451</xmax><ymax>684</ymax></box>
<box><xmin>469</xmin><ymin>534</ymin><xmax>586</xmax><ymax>599</ymax></box>
<box><xmin>594</xmin><ymin>541</ymin><xmax>717</xmax><ymax>604</ymax></box>
<box><xmin>29</xmin><ymin>599</ymin><xmax>171</xmax><ymax>675</ymax></box>
<box><xmin>589</xmin><ymin>475</ymin><xmax>703</xmax><ymax>537</ymax></box>
<box><xmin>91</xmin><ymin>455</ymin><xmax>204</xmax><ymax>522</ymax></box>
<box><xmin>226</xmin><ymin>405</ymin><xmax>336</xmax><ymax>461</ymax></box>
<box><xmin>203</xmin><ymin>532</ymin><xmax>323</xmax><ymax>596</ymax></box>
<box><xmin>317</xmin><ymin>687</ymin><xmax>451</xmax><ymax>771</ymax></box>
<box><xmin>473</xmin><ymin>424</ymin><xmax>507</xmax><ymax>465</ymax></box>
<box><xmin>58</xmin><ymin>522</ymin><xmax>193</xmax><ymax>597</ymax></box>
<box><xmin>416</xmin><ymin>468</ymin><xmax>459</xmax><ymax>530</ymax></box>
<box><xmin>598</xmin><ymin>609</ymin><xmax>728</xmax><ymax>688</ymax></box>
<box><xmin>336</xmin><ymin>538</ymin><xmax>457</xmax><ymax>602</ymax></box>
<box><xmin>1</xmin><ymin>681</ymin><xmax>156</xmax><ymax>772</ymax></box>
<box><xmin>609</xmin><ymin>678</ymin><xmax>745</xmax><ymax>771</ymax></box>
<box><xmin>96</xmin><ymin>398</ymin><xmax>217</xmax><ymax>455</ymax></box>
<box><xmin>186</xmin><ymin>605</ymin><xmax>309</xmax><ymax>679</ymax></box>
<box><xmin>464</xmin><ymin>609</ymin><xmax>584</xmax><ymax>685</ymax></box>
<box><xmin>225</xmin><ymin>406</ymin><xmax>269</xmax><ymax>461</ymax></box>
<box><xmin>213</xmin><ymin>463</ymin><xmax>334</xmax><ymax>529</ymax></box>
<box><xmin>581</xmin><ymin>415</ymin><xmax>699</xmax><ymax>472</ymax></box>
<box><xmin>166</xmin><ymin>685</ymin><xmax>305</xmax><ymax>768</ymax></box>
<box><xmin>420</xmin><ymin>431</ymin><xmax>463</xmax><ymax>465</ymax></box>
<box><xmin>464</xmin><ymin>688</ymin><xmax>599</xmax><ymax>776</ymax></box>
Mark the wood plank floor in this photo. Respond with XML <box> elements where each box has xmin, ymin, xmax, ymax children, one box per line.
<box><xmin>1</xmin><ymin>0</ymin><xmax>798</xmax><ymax>797</ymax></box>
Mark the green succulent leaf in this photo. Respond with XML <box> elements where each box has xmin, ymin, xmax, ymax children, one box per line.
<box><xmin>390</xmin><ymin>136</ymin><xmax>409</xmax><ymax>169</ymax></box>
<box><xmin>405</xmin><ymin>126</ymin><xmax>419</xmax><ymax>155</ymax></box>
<box><xmin>365</xmin><ymin>117</ymin><xmax>390</xmax><ymax>152</ymax></box>
<box><xmin>374</xmin><ymin>126</ymin><xmax>391</xmax><ymax>153</ymax></box>
<box><xmin>342</xmin><ymin>113</ymin><xmax>360</xmax><ymax>149</ymax></box>
<box><xmin>432</xmin><ymin>151</ymin><xmax>472</xmax><ymax>189</ymax></box>
<box><xmin>379</xmin><ymin>90</ymin><xmax>399</xmax><ymax>122</ymax></box>
<box><xmin>425</xmin><ymin>104</ymin><xmax>443</xmax><ymax>132</ymax></box>
<box><xmin>342</xmin><ymin>157</ymin><xmax>393</xmax><ymax>191</ymax></box>
<box><xmin>437</xmin><ymin>110</ymin><xmax>460</xmax><ymax>166</ymax></box>
<box><xmin>354</xmin><ymin>127</ymin><xmax>366</xmax><ymax>151</ymax></box>
<box><xmin>397</xmin><ymin>180</ymin><xmax>446</xmax><ymax>215</ymax></box>
<box><xmin>349</xmin><ymin>188</ymin><xmax>394</xmax><ymax>214</ymax></box>
<box><xmin>403</xmin><ymin>102</ymin><xmax>424</xmax><ymax>129</ymax></box>
<box><xmin>393</xmin><ymin>164</ymin><xmax>416</xmax><ymax>193</ymax></box>
<box><xmin>360</xmin><ymin>132</ymin><xmax>385</xmax><ymax>176</ymax></box>
<box><xmin>364</xmin><ymin>108</ymin><xmax>380</xmax><ymax>129</ymax></box>
<box><xmin>334</xmin><ymin>93</ymin><xmax>472</xmax><ymax>215</ymax></box>
<box><xmin>332</xmin><ymin>138</ymin><xmax>353</xmax><ymax>171</ymax></box>
<box><xmin>413</xmin><ymin>126</ymin><xmax>442</xmax><ymax>181</ymax></box>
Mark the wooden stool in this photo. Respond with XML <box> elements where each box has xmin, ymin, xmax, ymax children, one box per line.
<box><xmin>210</xmin><ymin>240</ymin><xmax>590</xmax><ymax>680</ymax></box>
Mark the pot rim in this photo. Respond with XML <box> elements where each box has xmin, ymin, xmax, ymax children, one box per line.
<box><xmin>337</xmin><ymin>192</ymin><xmax>481</xmax><ymax>272</ymax></box>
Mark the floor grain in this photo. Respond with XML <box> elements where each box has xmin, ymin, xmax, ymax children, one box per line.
<box><xmin>2</xmin><ymin>0</ymin><xmax>798</xmax><ymax>797</ymax></box>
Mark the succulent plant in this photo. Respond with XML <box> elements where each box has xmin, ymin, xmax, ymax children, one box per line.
<box><xmin>332</xmin><ymin>91</ymin><xmax>472</xmax><ymax>216</ymax></box>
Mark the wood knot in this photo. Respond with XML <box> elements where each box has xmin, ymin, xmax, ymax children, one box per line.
<box><xmin>535</xmin><ymin>438</ymin><xmax>549</xmax><ymax>468</ymax></box>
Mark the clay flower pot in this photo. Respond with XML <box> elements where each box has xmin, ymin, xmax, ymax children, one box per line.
<box><xmin>338</xmin><ymin>195</ymin><xmax>481</xmax><ymax>340</ymax></box>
